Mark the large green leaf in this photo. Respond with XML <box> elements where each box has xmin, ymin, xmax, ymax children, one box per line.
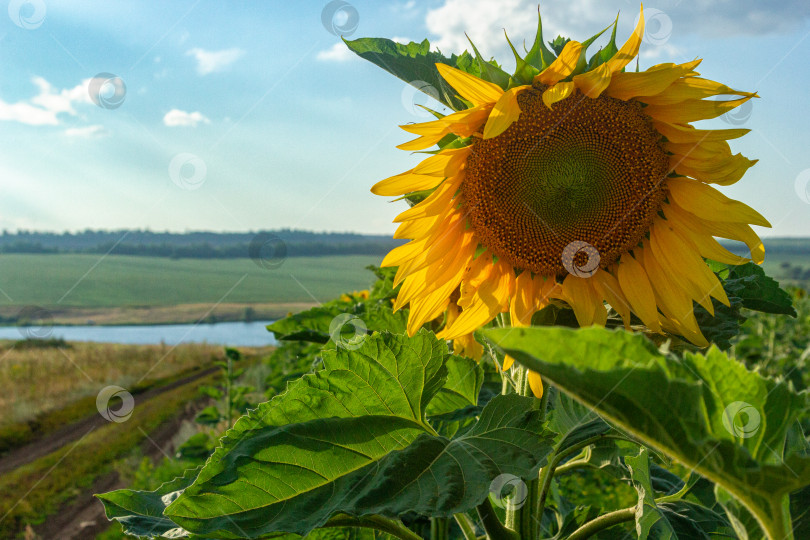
<box><xmin>344</xmin><ymin>37</ymin><xmax>508</xmax><ymax>110</ymax></box>
<box><xmin>97</xmin><ymin>468</ymin><xmax>198</xmax><ymax>538</ymax></box>
<box><xmin>425</xmin><ymin>353</ymin><xmax>483</xmax><ymax>417</ymax></box>
<box><xmin>155</xmin><ymin>331</ymin><xmax>552</xmax><ymax>538</ymax></box>
<box><xmin>485</xmin><ymin>326</ymin><xmax>810</xmax><ymax>540</ymax></box>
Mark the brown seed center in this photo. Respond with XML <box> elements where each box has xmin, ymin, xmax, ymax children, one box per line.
<box><xmin>462</xmin><ymin>85</ymin><xmax>669</xmax><ymax>276</ymax></box>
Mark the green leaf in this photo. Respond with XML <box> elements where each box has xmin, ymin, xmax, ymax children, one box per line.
<box><xmin>267</xmin><ymin>299</ymin><xmax>407</xmax><ymax>344</ymax></box>
<box><xmin>587</xmin><ymin>15</ymin><xmax>619</xmax><ymax>70</ymax></box>
<box><xmin>425</xmin><ymin>353</ymin><xmax>483</xmax><ymax>417</ymax></box>
<box><xmin>344</xmin><ymin>37</ymin><xmax>506</xmax><ymax>110</ymax></box>
<box><xmin>657</xmin><ymin>500</ymin><xmax>737</xmax><ymax>539</ymax></box>
<box><xmin>790</xmin><ymin>484</ymin><xmax>810</xmax><ymax>539</ymax></box>
<box><xmin>160</xmin><ymin>331</ymin><xmax>553</xmax><ymax>537</ymax></box>
<box><xmin>523</xmin><ymin>9</ymin><xmax>556</xmax><ymax>71</ymax></box>
<box><xmin>485</xmin><ymin>325</ymin><xmax>810</xmax><ymax>540</ymax></box>
<box><xmin>696</xmin><ymin>262</ymin><xmax>797</xmax><ymax>349</ymax></box>
<box><xmin>626</xmin><ymin>448</ymin><xmax>676</xmax><ymax>539</ymax></box>
<box><xmin>97</xmin><ymin>468</ymin><xmax>199</xmax><ymax>538</ymax></box>
<box><xmin>548</xmin><ymin>36</ymin><xmax>570</xmax><ymax>56</ymax></box>
<box><xmin>176</xmin><ymin>433</ymin><xmax>215</xmax><ymax>461</ymax></box>
<box><xmin>548</xmin><ymin>391</ymin><xmax>612</xmax><ymax>452</ymax></box>
<box><xmin>193</xmin><ymin>405</ymin><xmax>221</xmax><ymax>426</ymax></box>
<box><xmin>718</xmin><ymin>262</ymin><xmax>797</xmax><ymax>316</ymax></box>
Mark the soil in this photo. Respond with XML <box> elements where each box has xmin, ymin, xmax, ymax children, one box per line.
<box><xmin>0</xmin><ymin>366</ymin><xmax>218</xmax><ymax>476</ymax></box>
<box><xmin>33</xmin><ymin>400</ymin><xmax>203</xmax><ymax>539</ymax></box>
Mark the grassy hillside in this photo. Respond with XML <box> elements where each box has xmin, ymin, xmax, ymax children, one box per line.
<box><xmin>0</xmin><ymin>254</ymin><xmax>381</xmax><ymax>308</ymax></box>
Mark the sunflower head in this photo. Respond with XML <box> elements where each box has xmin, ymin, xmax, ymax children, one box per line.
<box><xmin>351</xmin><ymin>5</ymin><xmax>768</xmax><ymax>360</ymax></box>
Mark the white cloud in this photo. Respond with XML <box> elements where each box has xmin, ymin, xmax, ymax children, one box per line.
<box><xmin>65</xmin><ymin>125</ymin><xmax>109</xmax><ymax>137</ymax></box>
<box><xmin>163</xmin><ymin>109</ymin><xmax>211</xmax><ymax>127</ymax></box>
<box><xmin>0</xmin><ymin>77</ymin><xmax>91</xmax><ymax>126</ymax></box>
<box><xmin>316</xmin><ymin>42</ymin><xmax>355</xmax><ymax>62</ymax></box>
<box><xmin>186</xmin><ymin>47</ymin><xmax>244</xmax><ymax>75</ymax></box>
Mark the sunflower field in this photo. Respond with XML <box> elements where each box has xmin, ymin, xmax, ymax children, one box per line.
<box><xmin>97</xmin><ymin>8</ymin><xmax>810</xmax><ymax>540</ymax></box>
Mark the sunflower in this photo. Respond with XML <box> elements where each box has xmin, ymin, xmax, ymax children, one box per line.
<box><xmin>372</xmin><ymin>6</ymin><xmax>767</xmax><ymax>394</ymax></box>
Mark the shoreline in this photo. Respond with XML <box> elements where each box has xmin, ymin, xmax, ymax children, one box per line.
<box><xmin>0</xmin><ymin>302</ymin><xmax>314</xmax><ymax>327</ymax></box>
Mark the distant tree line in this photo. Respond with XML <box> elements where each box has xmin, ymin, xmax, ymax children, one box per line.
<box><xmin>0</xmin><ymin>229</ymin><xmax>403</xmax><ymax>259</ymax></box>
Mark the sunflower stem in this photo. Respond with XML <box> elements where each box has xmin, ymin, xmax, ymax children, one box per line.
<box><xmin>430</xmin><ymin>517</ymin><xmax>449</xmax><ymax>540</ymax></box>
<box><xmin>476</xmin><ymin>498</ymin><xmax>519</xmax><ymax>540</ymax></box>
<box><xmin>503</xmin><ymin>366</ymin><xmax>540</xmax><ymax>539</ymax></box>
<box><xmin>453</xmin><ymin>513</ymin><xmax>478</xmax><ymax>540</ymax></box>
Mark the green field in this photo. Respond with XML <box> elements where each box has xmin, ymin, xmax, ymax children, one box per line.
<box><xmin>0</xmin><ymin>254</ymin><xmax>382</xmax><ymax>308</ymax></box>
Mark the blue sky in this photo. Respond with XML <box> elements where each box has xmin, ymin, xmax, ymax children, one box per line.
<box><xmin>1</xmin><ymin>0</ymin><xmax>809</xmax><ymax>237</ymax></box>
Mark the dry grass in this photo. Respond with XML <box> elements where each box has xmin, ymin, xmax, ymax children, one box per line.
<box><xmin>0</xmin><ymin>341</ymin><xmax>223</xmax><ymax>425</ymax></box>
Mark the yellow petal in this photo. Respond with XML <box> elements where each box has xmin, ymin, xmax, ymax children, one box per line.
<box><xmin>393</xmin><ymin>213</ymin><xmax>440</xmax><ymax>240</ymax></box>
<box><xmin>652</xmin><ymin>121</ymin><xmax>750</xmax><ymax>143</ymax></box>
<box><xmin>398</xmin><ymin>106</ymin><xmax>492</xmax><ymax>151</ymax></box>
<box><xmin>381</xmin><ymin>238</ymin><xmax>427</xmax><ymax>268</ymax></box>
<box><xmin>483</xmin><ymin>86</ymin><xmax>527</xmax><ymax>139</ymax></box>
<box><xmin>639</xmin><ymin>77</ymin><xmax>756</xmax><ymax>106</ymax></box>
<box><xmin>664</xmin><ymin>201</ymin><xmax>765</xmax><ymax>264</ymax></box>
<box><xmin>542</xmin><ymin>81</ymin><xmax>576</xmax><ymax>109</ymax></box>
<box><xmin>639</xmin><ymin>243</ymin><xmax>696</xmax><ymax>327</ymax></box>
<box><xmin>454</xmin><ymin>332</ymin><xmax>484</xmax><ymax>360</ymax></box>
<box><xmin>664</xmin><ymin>140</ymin><xmax>732</xmax><ymax>161</ymax></box>
<box><xmin>440</xmin><ymin>260</ymin><xmax>513</xmax><ymax>339</ymax></box>
<box><xmin>397</xmin><ymin>132</ymin><xmax>447</xmax><ymax>152</ymax></box>
<box><xmin>650</xmin><ymin>219</ymin><xmax>730</xmax><ymax>309</ymax></box>
<box><xmin>527</xmin><ymin>370</ymin><xmax>544</xmax><ymax>399</ymax></box>
<box><xmin>573</xmin><ymin>62</ymin><xmax>611</xmax><ymax>99</ymax></box>
<box><xmin>672</xmin><ymin>154</ymin><xmax>757</xmax><ymax>186</ymax></box>
<box><xmin>535</xmin><ymin>40</ymin><xmax>583</xmax><ymax>85</ymax></box>
<box><xmin>592</xmin><ymin>269</ymin><xmax>632</xmax><ymax>329</ymax></box>
<box><xmin>561</xmin><ymin>274</ymin><xmax>605</xmax><ymax>327</ymax></box>
<box><xmin>371</xmin><ymin>170</ymin><xmax>444</xmax><ymax>196</ymax></box>
<box><xmin>645</xmin><ymin>225</ymin><xmax>714</xmax><ymax>315</ymax></box>
<box><xmin>502</xmin><ymin>355</ymin><xmax>515</xmax><ymax>371</ymax></box>
<box><xmin>395</xmin><ymin>171</ymin><xmax>464</xmax><ymax>222</ymax></box>
<box><xmin>667</xmin><ymin>177</ymin><xmax>771</xmax><ymax>227</ymax></box>
<box><xmin>616</xmin><ymin>253</ymin><xmax>662</xmax><ymax>332</ymax></box>
<box><xmin>510</xmin><ymin>271</ymin><xmax>537</xmax><ymax>327</ymax></box>
<box><xmin>663</xmin><ymin>204</ymin><xmax>750</xmax><ymax>265</ymax></box>
<box><xmin>412</xmin><ymin>147</ymin><xmax>468</xmax><ymax>176</ymax></box>
<box><xmin>605</xmin><ymin>5</ymin><xmax>645</xmax><ymax>73</ymax></box>
<box><xmin>436</xmin><ymin>63</ymin><xmax>503</xmax><ymax>106</ymax></box>
<box><xmin>644</xmin><ymin>96</ymin><xmax>754</xmax><ymax>124</ymax></box>
<box><xmin>606</xmin><ymin>59</ymin><xmax>702</xmax><ymax>101</ymax></box>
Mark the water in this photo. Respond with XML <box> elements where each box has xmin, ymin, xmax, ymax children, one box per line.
<box><xmin>1</xmin><ymin>321</ymin><xmax>278</xmax><ymax>347</ymax></box>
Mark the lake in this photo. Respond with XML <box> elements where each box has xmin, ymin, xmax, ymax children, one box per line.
<box><xmin>1</xmin><ymin>321</ymin><xmax>278</xmax><ymax>347</ymax></box>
